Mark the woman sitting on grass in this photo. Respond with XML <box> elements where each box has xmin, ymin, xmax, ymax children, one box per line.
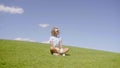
<box><xmin>49</xmin><ymin>27</ymin><xmax>69</xmax><ymax>56</ymax></box>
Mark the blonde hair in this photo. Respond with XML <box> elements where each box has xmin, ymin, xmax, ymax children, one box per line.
<box><xmin>51</xmin><ymin>27</ymin><xmax>59</xmax><ymax>36</ymax></box>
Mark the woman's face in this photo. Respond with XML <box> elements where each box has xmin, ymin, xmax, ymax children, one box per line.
<box><xmin>54</xmin><ymin>28</ymin><xmax>59</xmax><ymax>35</ymax></box>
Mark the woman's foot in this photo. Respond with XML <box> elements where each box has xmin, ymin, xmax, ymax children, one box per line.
<box><xmin>62</xmin><ymin>53</ymin><xmax>65</xmax><ymax>56</ymax></box>
<box><xmin>53</xmin><ymin>53</ymin><xmax>59</xmax><ymax>56</ymax></box>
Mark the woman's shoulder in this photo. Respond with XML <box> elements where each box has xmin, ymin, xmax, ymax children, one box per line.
<box><xmin>50</xmin><ymin>36</ymin><xmax>54</xmax><ymax>38</ymax></box>
<box><xmin>49</xmin><ymin>36</ymin><xmax>55</xmax><ymax>40</ymax></box>
<box><xmin>50</xmin><ymin>36</ymin><xmax>61</xmax><ymax>39</ymax></box>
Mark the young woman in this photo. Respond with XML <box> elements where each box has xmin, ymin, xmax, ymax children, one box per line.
<box><xmin>49</xmin><ymin>27</ymin><xmax>69</xmax><ymax>56</ymax></box>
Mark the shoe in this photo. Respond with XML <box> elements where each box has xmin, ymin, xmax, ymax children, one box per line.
<box><xmin>53</xmin><ymin>53</ymin><xmax>59</xmax><ymax>56</ymax></box>
<box><xmin>62</xmin><ymin>54</ymin><xmax>65</xmax><ymax>56</ymax></box>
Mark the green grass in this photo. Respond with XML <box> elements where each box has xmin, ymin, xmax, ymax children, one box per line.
<box><xmin>0</xmin><ymin>39</ymin><xmax>120</xmax><ymax>68</ymax></box>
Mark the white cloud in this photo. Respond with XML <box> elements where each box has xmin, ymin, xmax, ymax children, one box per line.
<box><xmin>41</xmin><ymin>41</ymin><xmax>49</xmax><ymax>44</ymax></box>
<box><xmin>0</xmin><ymin>4</ymin><xmax>24</xmax><ymax>14</ymax></box>
<box><xmin>15</xmin><ymin>37</ymin><xmax>35</xmax><ymax>42</ymax></box>
<box><xmin>38</xmin><ymin>24</ymin><xmax>50</xmax><ymax>28</ymax></box>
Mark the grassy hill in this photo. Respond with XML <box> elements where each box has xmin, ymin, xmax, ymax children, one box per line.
<box><xmin>0</xmin><ymin>39</ymin><xmax>120</xmax><ymax>68</ymax></box>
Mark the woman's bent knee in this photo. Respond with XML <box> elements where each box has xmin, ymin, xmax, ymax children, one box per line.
<box><xmin>63</xmin><ymin>48</ymin><xmax>69</xmax><ymax>53</ymax></box>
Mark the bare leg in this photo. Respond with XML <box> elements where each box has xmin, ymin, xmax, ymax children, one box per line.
<box><xmin>50</xmin><ymin>47</ymin><xmax>60</xmax><ymax>55</ymax></box>
<box><xmin>63</xmin><ymin>48</ymin><xmax>69</xmax><ymax>54</ymax></box>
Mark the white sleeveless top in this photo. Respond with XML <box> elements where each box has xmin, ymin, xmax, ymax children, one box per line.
<box><xmin>49</xmin><ymin>36</ymin><xmax>62</xmax><ymax>47</ymax></box>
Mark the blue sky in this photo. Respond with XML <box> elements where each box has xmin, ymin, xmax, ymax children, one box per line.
<box><xmin>0</xmin><ymin>0</ymin><xmax>120</xmax><ymax>53</ymax></box>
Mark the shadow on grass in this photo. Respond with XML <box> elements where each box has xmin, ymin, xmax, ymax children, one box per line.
<box><xmin>65</xmin><ymin>54</ymin><xmax>71</xmax><ymax>56</ymax></box>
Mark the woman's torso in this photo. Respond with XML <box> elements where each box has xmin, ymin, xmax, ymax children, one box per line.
<box><xmin>49</xmin><ymin>36</ymin><xmax>61</xmax><ymax>47</ymax></box>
